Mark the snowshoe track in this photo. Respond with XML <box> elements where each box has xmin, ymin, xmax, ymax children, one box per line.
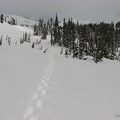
<box><xmin>22</xmin><ymin>49</ymin><xmax>56</xmax><ymax>120</ymax></box>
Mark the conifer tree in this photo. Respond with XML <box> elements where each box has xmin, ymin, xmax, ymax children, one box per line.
<box><xmin>33</xmin><ymin>24</ymin><xmax>38</xmax><ymax>35</ymax></box>
<box><xmin>24</xmin><ymin>32</ymin><xmax>28</xmax><ymax>41</ymax></box>
<box><xmin>54</xmin><ymin>13</ymin><xmax>61</xmax><ymax>45</ymax></box>
<box><xmin>62</xmin><ymin>18</ymin><xmax>66</xmax><ymax>46</ymax></box>
<box><xmin>0</xmin><ymin>36</ymin><xmax>3</xmax><ymax>45</ymax></box>
<box><xmin>49</xmin><ymin>17</ymin><xmax>54</xmax><ymax>36</ymax></box>
<box><xmin>1</xmin><ymin>14</ymin><xmax>4</xmax><ymax>23</ymax></box>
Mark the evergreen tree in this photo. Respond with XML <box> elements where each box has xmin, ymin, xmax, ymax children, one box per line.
<box><xmin>43</xmin><ymin>48</ymin><xmax>48</xmax><ymax>53</ymax></box>
<box><xmin>54</xmin><ymin>13</ymin><xmax>61</xmax><ymax>45</ymax></box>
<box><xmin>32</xmin><ymin>42</ymin><xmax>35</xmax><ymax>48</ymax></box>
<box><xmin>33</xmin><ymin>24</ymin><xmax>38</xmax><ymax>35</ymax></box>
<box><xmin>12</xmin><ymin>17</ymin><xmax>16</xmax><ymax>25</ymax></box>
<box><xmin>51</xmin><ymin>31</ymin><xmax>54</xmax><ymax>45</ymax></box>
<box><xmin>1</xmin><ymin>14</ymin><xmax>4</xmax><ymax>23</ymax></box>
<box><xmin>41</xmin><ymin>23</ymin><xmax>48</xmax><ymax>39</ymax></box>
<box><xmin>24</xmin><ymin>32</ymin><xmax>28</xmax><ymax>41</ymax></box>
<box><xmin>49</xmin><ymin>17</ymin><xmax>54</xmax><ymax>36</ymax></box>
<box><xmin>115</xmin><ymin>22</ymin><xmax>120</xmax><ymax>49</ymax></box>
<box><xmin>62</xmin><ymin>18</ymin><xmax>66</xmax><ymax>46</ymax></box>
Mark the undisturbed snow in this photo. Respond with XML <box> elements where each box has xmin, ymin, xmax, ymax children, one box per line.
<box><xmin>2</xmin><ymin>13</ymin><xmax>38</xmax><ymax>26</ymax></box>
<box><xmin>0</xmin><ymin>21</ymin><xmax>120</xmax><ymax>120</ymax></box>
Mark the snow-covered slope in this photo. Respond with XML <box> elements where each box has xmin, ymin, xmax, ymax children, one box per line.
<box><xmin>0</xmin><ymin>22</ymin><xmax>23</xmax><ymax>44</ymax></box>
<box><xmin>0</xmin><ymin>21</ymin><xmax>35</xmax><ymax>45</ymax></box>
<box><xmin>2</xmin><ymin>13</ymin><xmax>38</xmax><ymax>26</ymax></box>
<box><xmin>14</xmin><ymin>25</ymin><xmax>33</xmax><ymax>35</ymax></box>
<box><xmin>0</xmin><ymin>19</ymin><xmax>120</xmax><ymax>120</ymax></box>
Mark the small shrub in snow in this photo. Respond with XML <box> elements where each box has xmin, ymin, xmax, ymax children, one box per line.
<box><xmin>32</xmin><ymin>42</ymin><xmax>35</xmax><ymax>48</ymax></box>
<box><xmin>40</xmin><ymin>46</ymin><xmax>42</xmax><ymax>50</ymax></box>
<box><xmin>20</xmin><ymin>38</ymin><xmax>24</xmax><ymax>44</ymax></box>
<box><xmin>43</xmin><ymin>48</ymin><xmax>48</xmax><ymax>53</ymax></box>
<box><xmin>65</xmin><ymin>49</ymin><xmax>68</xmax><ymax>58</ymax></box>
<box><xmin>0</xmin><ymin>36</ymin><xmax>3</xmax><ymax>46</ymax></box>
<box><xmin>0</xmin><ymin>14</ymin><xmax>4</xmax><ymax>23</ymax></box>
<box><xmin>7</xmin><ymin>37</ymin><xmax>11</xmax><ymax>45</ymax></box>
<box><xmin>38</xmin><ymin>40</ymin><xmax>42</xmax><ymax>45</ymax></box>
<box><xmin>73</xmin><ymin>52</ymin><xmax>78</xmax><ymax>58</ymax></box>
<box><xmin>8</xmin><ymin>40</ymin><xmax>11</xmax><ymax>45</ymax></box>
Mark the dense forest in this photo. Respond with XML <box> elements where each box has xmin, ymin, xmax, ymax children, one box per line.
<box><xmin>33</xmin><ymin>14</ymin><xmax>120</xmax><ymax>63</ymax></box>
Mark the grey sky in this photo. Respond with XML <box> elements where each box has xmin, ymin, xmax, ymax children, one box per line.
<box><xmin>0</xmin><ymin>0</ymin><xmax>120</xmax><ymax>23</ymax></box>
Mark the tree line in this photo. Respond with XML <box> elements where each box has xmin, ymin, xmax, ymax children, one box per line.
<box><xmin>33</xmin><ymin>14</ymin><xmax>120</xmax><ymax>63</ymax></box>
<box><xmin>1</xmin><ymin>13</ymin><xmax>120</xmax><ymax>63</ymax></box>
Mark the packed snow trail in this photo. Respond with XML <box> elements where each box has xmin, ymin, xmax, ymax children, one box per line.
<box><xmin>0</xmin><ymin>38</ymin><xmax>52</xmax><ymax>120</ymax></box>
<box><xmin>22</xmin><ymin>47</ymin><xmax>56</xmax><ymax>120</ymax></box>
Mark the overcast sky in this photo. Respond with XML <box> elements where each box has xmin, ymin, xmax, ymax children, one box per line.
<box><xmin>0</xmin><ymin>0</ymin><xmax>120</xmax><ymax>23</ymax></box>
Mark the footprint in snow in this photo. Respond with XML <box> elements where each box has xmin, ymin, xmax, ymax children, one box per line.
<box><xmin>37</xmin><ymin>85</ymin><xmax>43</xmax><ymax>90</ymax></box>
<box><xmin>23</xmin><ymin>105</ymin><xmax>35</xmax><ymax>118</ymax></box>
<box><xmin>49</xmin><ymin>66</ymin><xmax>53</xmax><ymax>70</ymax></box>
<box><xmin>41</xmin><ymin>89</ymin><xmax>47</xmax><ymax>96</ymax></box>
<box><xmin>36</xmin><ymin>99</ymin><xmax>44</xmax><ymax>108</ymax></box>
<box><xmin>30</xmin><ymin>115</ymin><xmax>39</xmax><ymax>120</ymax></box>
<box><xmin>45</xmin><ymin>73</ymin><xmax>51</xmax><ymax>78</ymax></box>
<box><xmin>46</xmin><ymin>78</ymin><xmax>50</xmax><ymax>81</ymax></box>
<box><xmin>41</xmin><ymin>80</ymin><xmax>46</xmax><ymax>84</ymax></box>
<box><xmin>42</xmin><ymin>76</ymin><xmax>47</xmax><ymax>80</ymax></box>
<box><xmin>46</xmin><ymin>69</ymin><xmax>49</xmax><ymax>73</ymax></box>
<box><xmin>31</xmin><ymin>93</ymin><xmax>39</xmax><ymax>100</ymax></box>
<box><xmin>44</xmin><ymin>83</ymin><xmax>48</xmax><ymax>87</ymax></box>
<box><xmin>45</xmin><ymin>72</ymin><xmax>50</xmax><ymax>76</ymax></box>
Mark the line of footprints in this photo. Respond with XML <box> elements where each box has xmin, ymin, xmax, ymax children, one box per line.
<box><xmin>23</xmin><ymin>53</ymin><xmax>56</xmax><ymax>120</ymax></box>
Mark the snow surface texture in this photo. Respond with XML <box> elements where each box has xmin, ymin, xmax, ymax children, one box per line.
<box><xmin>0</xmin><ymin>18</ymin><xmax>120</xmax><ymax>120</ymax></box>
